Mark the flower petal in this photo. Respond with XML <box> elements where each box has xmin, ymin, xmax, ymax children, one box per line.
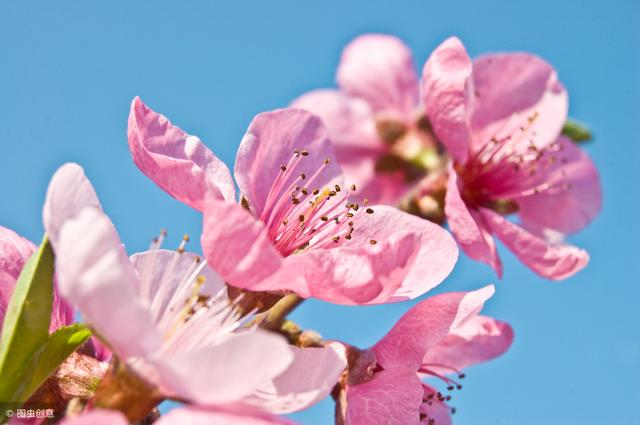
<box><xmin>43</xmin><ymin>163</ymin><xmax>102</xmax><ymax>248</ymax></box>
<box><xmin>422</xmin><ymin>315</ymin><xmax>514</xmax><ymax>373</ymax></box>
<box><xmin>288</xmin><ymin>206</ymin><xmax>457</xmax><ymax>305</ymax></box>
<box><xmin>55</xmin><ymin>207</ymin><xmax>161</xmax><ymax>359</ymax></box>
<box><xmin>234</xmin><ymin>108</ymin><xmax>342</xmax><ymax>219</ymax></box>
<box><xmin>470</xmin><ymin>53</ymin><xmax>567</xmax><ymax>151</ymax></box>
<box><xmin>1</xmin><ymin>225</ymin><xmax>36</xmax><ymax>326</ymax></box>
<box><xmin>480</xmin><ymin>208</ymin><xmax>589</xmax><ymax>280</ymax></box>
<box><xmin>337</xmin><ymin>34</ymin><xmax>419</xmax><ymax>118</ymax></box>
<box><xmin>291</xmin><ymin>90</ymin><xmax>405</xmax><ymax>204</ymax></box>
<box><xmin>444</xmin><ymin>170</ymin><xmax>502</xmax><ymax>276</ymax></box>
<box><xmin>373</xmin><ymin>285</ymin><xmax>495</xmax><ymax>371</ymax></box>
<box><xmin>154</xmin><ymin>331</ymin><xmax>293</xmax><ymax>404</ymax></box>
<box><xmin>345</xmin><ymin>369</ymin><xmax>423</xmax><ymax>425</ymax></box>
<box><xmin>516</xmin><ymin>137</ymin><xmax>602</xmax><ymax>235</ymax></box>
<box><xmin>129</xmin><ymin>249</ymin><xmax>225</xmax><ymax>330</ymax></box>
<box><xmin>345</xmin><ymin>205</ymin><xmax>458</xmax><ymax>303</ymax></box>
<box><xmin>156</xmin><ymin>405</ymin><xmax>299</xmax><ymax>425</ymax></box>
<box><xmin>0</xmin><ymin>226</ymin><xmax>73</xmax><ymax>332</ymax></box>
<box><xmin>422</xmin><ymin>37</ymin><xmax>473</xmax><ymax>164</ymax></box>
<box><xmin>244</xmin><ymin>344</ymin><xmax>347</xmax><ymax>414</ymax></box>
<box><xmin>128</xmin><ymin>97</ymin><xmax>236</xmax><ymax>210</ymax></box>
<box><xmin>59</xmin><ymin>410</ymin><xmax>129</xmax><ymax>425</ymax></box>
<box><xmin>201</xmin><ymin>199</ymin><xmax>308</xmax><ymax>296</ymax></box>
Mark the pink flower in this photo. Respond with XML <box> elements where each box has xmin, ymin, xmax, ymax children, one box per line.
<box><xmin>0</xmin><ymin>225</ymin><xmax>73</xmax><ymax>333</ymax></box>
<box><xmin>128</xmin><ymin>98</ymin><xmax>458</xmax><ymax>305</ymax></box>
<box><xmin>44</xmin><ymin>163</ymin><xmax>345</xmax><ymax>412</ymax></box>
<box><xmin>292</xmin><ymin>34</ymin><xmax>441</xmax><ymax>205</ymax></box>
<box><xmin>340</xmin><ymin>285</ymin><xmax>513</xmax><ymax>425</ymax></box>
<box><xmin>59</xmin><ymin>406</ymin><xmax>298</xmax><ymax>425</ymax></box>
<box><xmin>422</xmin><ymin>37</ymin><xmax>602</xmax><ymax>280</ymax></box>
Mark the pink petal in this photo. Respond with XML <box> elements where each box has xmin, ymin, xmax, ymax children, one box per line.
<box><xmin>422</xmin><ymin>315</ymin><xmax>514</xmax><ymax>373</ymax></box>
<box><xmin>128</xmin><ymin>97</ymin><xmax>236</xmax><ymax>210</ymax></box>
<box><xmin>156</xmin><ymin>405</ymin><xmax>299</xmax><ymax>425</ymax></box>
<box><xmin>0</xmin><ymin>226</ymin><xmax>73</xmax><ymax>332</ymax></box>
<box><xmin>153</xmin><ymin>331</ymin><xmax>293</xmax><ymax>404</ymax></box>
<box><xmin>288</xmin><ymin>206</ymin><xmax>457</xmax><ymax>305</ymax></box>
<box><xmin>345</xmin><ymin>369</ymin><xmax>423</xmax><ymax>425</ymax></box>
<box><xmin>341</xmin><ymin>205</ymin><xmax>458</xmax><ymax>303</ymax></box>
<box><xmin>244</xmin><ymin>344</ymin><xmax>347</xmax><ymax>414</ymax></box>
<box><xmin>201</xmin><ymin>199</ymin><xmax>308</xmax><ymax>296</ymax></box>
<box><xmin>470</xmin><ymin>53</ymin><xmax>567</xmax><ymax>151</ymax></box>
<box><xmin>291</xmin><ymin>89</ymin><xmax>379</xmax><ymax>152</ymax></box>
<box><xmin>337</xmin><ymin>34</ymin><xmax>419</xmax><ymax>118</ymax></box>
<box><xmin>292</xmin><ymin>90</ymin><xmax>407</xmax><ymax>204</ymax></box>
<box><xmin>480</xmin><ymin>208</ymin><xmax>589</xmax><ymax>280</ymax></box>
<box><xmin>55</xmin><ymin>207</ymin><xmax>161</xmax><ymax>359</ymax></box>
<box><xmin>43</xmin><ymin>163</ymin><xmax>102</xmax><ymax>248</ymax></box>
<box><xmin>1</xmin><ymin>225</ymin><xmax>36</xmax><ymax>325</ymax></box>
<box><xmin>444</xmin><ymin>170</ymin><xmax>502</xmax><ymax>276</ymax></box>
<box><xmin>373</xmin><ymin>285</ymin><xmax>495</xmax><ymax>370</ymax></box>
<box><xmin>129</xmin><ymin>250</ymin><xmax>225</xmax><ymax>327</ymax></box>
<box><xmin>516</xmin><ymin>137</ymin><xmax>602</xmax><ymax>235</ymax></box>
<box><xmin>59</xmin><ymin>410</ymin><xmax>129</xmax><ymax>425</ymax></box>
<box><xmin>421</xmin><ymin>37</ymin><xmax>473</xmax><ymax>164</ymax></box>
<box><xmin>234</xmin><ymin>108</ymin><xmax>342</xmax><ymax>218</ymax></box>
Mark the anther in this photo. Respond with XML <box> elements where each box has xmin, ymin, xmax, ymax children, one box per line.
<box><xmin>351</xmin><ymin>184</ymin><xmax>357</xmax><ymax>191</ymax></box>
<box><xmin>298</xmin><ymin>215</ymin><xmax>305</xmax><ymax>222</ymax></box>
<box><xmin>280</xmin><ymin>165</ymin><xmax>287</xmax><ymax>171</ymax></box>
<box><xmin>335</xmin><ymin>184</ymin><xmax>341</xmax><ymax>192</ymax></box>
<box><xmin>369</xmin><ymin>240</ymin><xmax>377</xmax><ymax>245</ymax></box>
<box><xmin>366</xmin><ymin>208</ymin><xmax>374</xmax><ymax>214</ymax></box>
<box><xmin>300</xmin><ymin>173</ymin><xmax>306</xmax><ymax>180</ymax></box>
<box><xmin>321</xmin><ymin>216</ymin><xmax>329</xmax><ymax>221</ymax></box>
<box><xmin>177</xmin><ymin>234</ymin><xmax>190</xmax><ymax>253</ymax></box>
<box><xmin>333</xmin><ymin>236</ymin><xmax>340</xmax><ymax>243</ymax></box>
<box><xmin>324</xmin><ymin>158</ymin><xmax>331</xmax><ymax>164</ymax></box>
<box><xmin>301</xmin><ymin>150</ymin><xmax>309</xmax><ymax>156</ymax></box>
<box><xmin>312</xmin><ymin>189</ymin><xmax>320</xmax><ymax>195</ymax></box>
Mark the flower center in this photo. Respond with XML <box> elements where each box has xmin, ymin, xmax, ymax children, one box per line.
<box><xmin>260</xmin><ymin>150</ymin><xmax>378</xmax><ymax>257</ymax></box>
<box><xmin>374</xmin><ymin>114</ymin><xmax>443</xmax><ymax>182</ymax></box>
<box><xmin>458</xmin><ymin>111</ymin><xmax>573</xmax><ymax>214</ymax></box>
<box><xmin>419</xmin><ymin>363</ymin><xmax>466</xmax><ymax>423</ymax></box>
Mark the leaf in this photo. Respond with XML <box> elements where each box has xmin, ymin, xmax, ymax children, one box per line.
<box><xmin>17</xmin><ymin>324</ymin><xmax>93</xmax><ymax>402</ymax></box>
<box><xmin>562</xmin><ymin>119</ymin><xmax>592</xmax><ymax>143</ymax></box>
<box><xmin>0</xmin><ymin>236</ymin><xmax>54</xmax><ymax>401</ymax></box>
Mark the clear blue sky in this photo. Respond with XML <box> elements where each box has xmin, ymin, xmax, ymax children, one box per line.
<box><xmin>1</xmin><ymin>1</ymin><xmax>638</xmax><ymax>424</ymax></box>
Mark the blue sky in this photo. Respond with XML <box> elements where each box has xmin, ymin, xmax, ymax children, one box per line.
<box><xmin>1</xmin><ymin>1</ymin><xmax>638</xmax><ymax>424</ymax></box>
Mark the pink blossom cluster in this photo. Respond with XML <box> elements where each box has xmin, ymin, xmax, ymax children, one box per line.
<box><xmin>0</xmin><ymin>35</ymin><xmax>600</xmax><ymax>425</ymax></box>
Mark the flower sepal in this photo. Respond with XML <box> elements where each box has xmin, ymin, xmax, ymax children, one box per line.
<box><xmin>93</xmin><ymin>357</ymin><xmax>164</xmax><ymax>423</ymax></box>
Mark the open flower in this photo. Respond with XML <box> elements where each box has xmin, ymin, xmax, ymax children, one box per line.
<box><xmin>43</xmin><ymin>163</ymin><xmax>345</xmax><ymax>414</ymax></box>
<box><xmin>339</xmin><ymin>285</ymin><xmax>513</xmax><ymax>425</ymax></box>
<box><xmin>60</xmin><ymin>406</ymin><xmax>299</xmax><ymax>425</ymax></box>
<box><xmin>128</xmin><ymin>98</ymin><xmax>458</xmax><ymax>305</ymax></box>
<box><xmin>422</xmin><ymin>37</ymin><xmax>602</xmax><ymax>279</ymax></box>
<box><xmin>292</xmin><ymin>34</ymin><xmax>442</xmax><ymax>205</ymax></box>
<box><xmin>0</xmin><ymin>225</ymin><xmax>73</xmax><ymax>332</ymax></box>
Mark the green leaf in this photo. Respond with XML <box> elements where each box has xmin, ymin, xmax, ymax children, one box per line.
<box><xmin>0</xmin><ymin>236</ymin><xmax>54</xmax><ymax>401</ymax></box>
<box><xmin>17</xmin><ymin>324</ymin><xmax>92</xmax><ymax>402</ymax></box>
<box><xmin>562</xmin><ymin>119</ymin><xmax>592</xmax><ymax>143</ymax></box>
